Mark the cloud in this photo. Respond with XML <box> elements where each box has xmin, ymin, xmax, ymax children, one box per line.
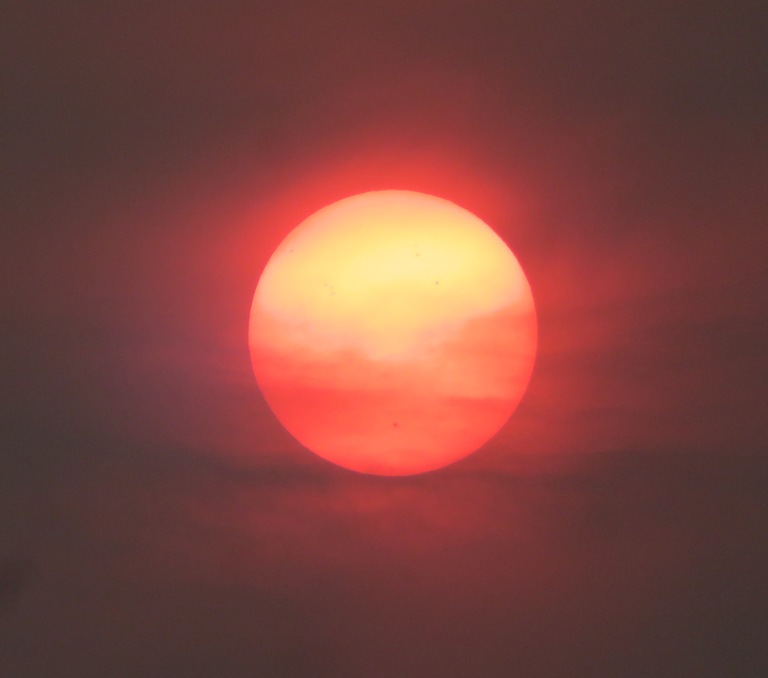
<box><xmin>0</xmin><ymin>558</ymin><xmax>36</xmax><ymax>611</ymax></box>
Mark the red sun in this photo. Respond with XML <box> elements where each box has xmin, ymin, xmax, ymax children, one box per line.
<box><xmin>249</xmin><ymin>190</ymin><xmax>537</xmax><ymax>475</ymax></box>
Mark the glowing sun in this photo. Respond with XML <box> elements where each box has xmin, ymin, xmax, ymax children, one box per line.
<box><xmin>249</xmin><ymin>190</ymin><xmax>537</xmax><ymax>475</ymax></box>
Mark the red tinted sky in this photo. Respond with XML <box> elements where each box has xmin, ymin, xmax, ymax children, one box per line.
<box><xmin>1</xmin><ymin>1</ymin><xmax>767</xmax><ymax>675</ymax></box>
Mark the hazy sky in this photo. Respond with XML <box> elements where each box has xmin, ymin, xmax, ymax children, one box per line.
<box><xmin>2</xmin><ymin>1</ymin><xmax>767</xmax><ymax>675</ymax></box>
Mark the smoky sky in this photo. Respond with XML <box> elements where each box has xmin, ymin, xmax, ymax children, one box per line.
<box><xmin>1</xmin><ymin>1</ymin><xmax>767</xmax><ymax>676</ymax></box>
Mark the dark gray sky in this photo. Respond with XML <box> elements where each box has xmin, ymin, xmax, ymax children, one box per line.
<box><xmin>1</xmin><ymin>1</ymin><xmax>767</xmax><ymax>675</ymax></box>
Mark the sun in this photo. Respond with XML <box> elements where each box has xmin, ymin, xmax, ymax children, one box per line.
<box><xmin>249</xmin><ymin>190</ymin><xmax>536</xmax><ymax>475</ymax></box>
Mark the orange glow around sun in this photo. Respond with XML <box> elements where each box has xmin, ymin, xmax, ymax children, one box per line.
<box><xmin>249</xmin><ymin>190</ymin><xmax>537</xmax><ymax>475</ymax></box>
